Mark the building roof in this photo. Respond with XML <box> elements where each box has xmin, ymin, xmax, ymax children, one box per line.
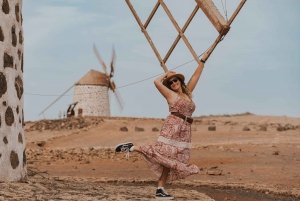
<box><xmin>76</xmin><ymin>69</ymin><xmax>108</xmax><ymax>86</ymax></box>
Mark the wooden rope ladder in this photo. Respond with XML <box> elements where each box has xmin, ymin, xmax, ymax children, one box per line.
<box><xmin>125</xmin><ymin>0</ymin><xmax>247</xmax><ymax>73</ymax></box>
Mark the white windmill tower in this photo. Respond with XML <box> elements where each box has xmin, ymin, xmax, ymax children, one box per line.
<box><xmin>39</xmin><ymin>44</ymin><xmax>123</xmax><ymax>118</ymax></box>
<box><xmin>73</xmin><ymin>45</ymin><xmax>123</xmax><ymax>117</ymax></box>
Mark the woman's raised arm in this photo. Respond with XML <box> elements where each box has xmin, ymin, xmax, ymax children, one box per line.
<box><xmin>154</xmin><ymin>71</ymin><xmax>177</xmax><ymax>104</ymax></box>
<box><xmin>187</xmin><ymin>50</ymin><xmax>209</xmax><ymax>92</ymax></box>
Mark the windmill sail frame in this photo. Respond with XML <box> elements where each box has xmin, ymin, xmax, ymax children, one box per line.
<box><xmin>125</xmin><ymin>0</ymin><xmax>247</xmax><ymax>72</ymax></box>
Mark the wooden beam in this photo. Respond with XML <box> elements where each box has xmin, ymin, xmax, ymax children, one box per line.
<box><xmin>159</xmin><ymin>0</ymin><xmax>201</xmax><ymax>64</ymax></box>
<box><xmin>204</xmin><ymin>32</ymin><xmax>223</xmax><ymax>61</ymax></box>
<box><xmin>228</xmin><ymin>0</ymin><xmax>247</xmax><ymax>25</ymax></box>
<box><xmin>205</xmin><ymin>0</ymin><xmax>247</xmax><ymax>61</ymax></box>
<box><xmin>144</xmin><ymin>1</ymin><xmax>160</xmax><ymax>29</ymax></box>
<box><xmin>195</xmin><ymin>0</ymin><xmax>230</xmax><ymax>35</ymax></box>
<box><xmin>125</xmin><ymin>0</ymin><xmax>168</xmax><ymax>72</ymax></box>
<box><xmin>163</xmin><ymin>5</ymin><xmax>199</xmax><ymax>63</ymax></box>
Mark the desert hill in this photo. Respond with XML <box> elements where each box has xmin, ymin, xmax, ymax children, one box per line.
<box><xmin>25</xmin><ymin>113</ymin><xmax>300</xmax><ymax>149</ymax></box>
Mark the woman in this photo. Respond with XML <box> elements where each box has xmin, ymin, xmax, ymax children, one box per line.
<box><xmin>115</xmin><ymin>52</ymin><xmax>209</xmax><ymax>200</ymax></box>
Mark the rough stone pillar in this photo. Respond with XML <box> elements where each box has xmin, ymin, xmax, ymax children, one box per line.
<box><xmin>0</xmin><ymin>0</ymin><xmax>26</xmax><ymax>181</ymax></box>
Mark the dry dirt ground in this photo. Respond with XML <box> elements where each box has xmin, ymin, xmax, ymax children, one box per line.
<box><xmin>1</xmin><ymin>114</ymin><xmax>300</xmax><ymax>201</ymax></box>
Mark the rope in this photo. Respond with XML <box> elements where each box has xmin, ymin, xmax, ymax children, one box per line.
<box><xmin>24</xmin><ymin>44</ymin><xmax>216</xmax><ymax>97</ymax></box>
<box><xmin>225</xmin><ymin>0</ymin><xmax>228</xmax><ymax>22</ymax></box>
<box><xmin>117</xmin><ymin>47</ymin><xmax>209</xmax><ymax>89</ymax></box>
<box><xmin>221</xmin><ymin>0</ymin><xmax>228</xmax><ymax>22</ymax></box>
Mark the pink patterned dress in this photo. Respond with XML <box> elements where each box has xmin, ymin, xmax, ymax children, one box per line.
<box><xmin>139</xmin><ymin>95</ymin><xmax>199</xmax><ymax>182</ymax></box>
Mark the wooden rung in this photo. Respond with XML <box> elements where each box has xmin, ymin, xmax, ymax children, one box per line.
<box><xmin>195</xmin><ymin>0</ymin><xmax>230</xmax><ymax>35</ymax></box>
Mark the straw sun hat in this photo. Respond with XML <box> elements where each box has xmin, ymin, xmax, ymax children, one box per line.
<box><xmin>162</xmin><ymin>71</ymin><xmax>185</xmax><ymax>87</ymax></box>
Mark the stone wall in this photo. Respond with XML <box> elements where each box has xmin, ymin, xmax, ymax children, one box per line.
<box><xmin>0</xmin><ymin>0</ymin><xmax>26</xmax><ymax>181</ymax></box>
<box><xmin>73</xmin><ymin>85</ymin><xmax>110</xmax><ymax>117</ymax></box>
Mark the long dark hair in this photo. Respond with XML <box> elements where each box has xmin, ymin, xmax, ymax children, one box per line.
<box><xmin>167</xmin><ymin>77</ymin><xmax>193</xmax><ymax>99</ymax></box>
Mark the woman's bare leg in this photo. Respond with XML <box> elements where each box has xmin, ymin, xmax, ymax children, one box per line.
<box><xmin>158</xmin><ymin>166</ymin><xmax>170</xmax><ymax>187</ymax></box>
<box><xmin>132</xmin><ymin>146</ymin><xmax>169</xmax><ymax>187</ymax></box>
<box><xmin>132</xmin><ymin>146</ymin><xmax>142</xmax><ymax>153</ymax></box>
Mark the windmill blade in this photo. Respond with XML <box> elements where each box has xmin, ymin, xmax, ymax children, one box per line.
<box><xmin>110</xmin><ymin>45</ymin><xmax>116</xmax><ymax>78</ymax></box>
<box><xmin>93</xmin><ymin>43</ymin><xmax>108</xmax><ymax>75</ymax></box>
<box><xmin>110</xmin><ymin>80</ymin><xmax>123</xmax><ymax>111</ymax></box>
<box><xmin>39</xmin><ymin>84</ymin><xmax>75</xmax><ymax>116</ymax></box>
<box><xmin>113</xmin><ymin>88</ymin><xmax>124</xmax><ymax>111</ymax></box>
<box><xmin>110</xmin><ymin>80</ymin><xmax>116</xmax><ymax>91</ymax></box>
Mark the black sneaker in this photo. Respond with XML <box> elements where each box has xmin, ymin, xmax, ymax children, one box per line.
<box><xmin>155</xmin><ymin>188</ymin><xmax>174</xmax><ymax>200</ymax></box>
<box><xmin>115</xmin><ymin>142</ymin><xmax>134</xmax><ymax>158</ymax></box>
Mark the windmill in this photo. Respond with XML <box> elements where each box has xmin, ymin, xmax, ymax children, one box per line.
<box><xmin>39</xmin><ymin>44</ymin><xmax>124</xmax><ymax>118</ymax></box>
<box><xmin>92</xmin><ymin>44</ymin><xmax>124</xmax><ymax>111</ymax></box>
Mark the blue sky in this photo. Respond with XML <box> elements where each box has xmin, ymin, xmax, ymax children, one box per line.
<box><xmin>23</xmin><ymin>0</ymin><xmax>300</xmax><ymax>121</ymax></box>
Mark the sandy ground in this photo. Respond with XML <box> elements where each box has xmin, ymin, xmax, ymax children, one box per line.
<box><xmin>1</xmin><ymin>114</ymin><xmax>300</xmax><ymax>200</ymax></box>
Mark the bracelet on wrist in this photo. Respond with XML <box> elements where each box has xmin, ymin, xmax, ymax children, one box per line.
<box><xmin>200</xmin><ymin>59</ymin><xmax>206</xmax><ymax>63</ymax></box>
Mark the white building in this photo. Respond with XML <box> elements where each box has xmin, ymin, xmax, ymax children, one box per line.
<box><xmin>73</xmin><ymin>69</ymin><xmax>110</xmax><ymax>117</ymax></box>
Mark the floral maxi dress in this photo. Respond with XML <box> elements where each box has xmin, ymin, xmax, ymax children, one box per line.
<box><xmin>139</xmin><ymin>95</ymin><xmax>199</xmax><ymax>182</ymax></box>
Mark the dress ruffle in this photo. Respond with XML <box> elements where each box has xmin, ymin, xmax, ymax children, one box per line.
<box><xmin>140</xmin><ymin>143</ymin><xmax>199</xmax><ymax>182</ymax></box>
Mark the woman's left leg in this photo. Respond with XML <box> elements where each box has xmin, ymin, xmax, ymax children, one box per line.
<box><xmin>158</xmin><ymin>166</ymin><xmax>170</xmax><ymax>187</ymax></box>
<box><xmin>132</xmin><ymin>146</ymin><xmax>142</xmax><ymax>153</ymax></box>
<box><xmin>155</xmin><ymin>166</ymin><xmax>174</xmax><ymax>199</ymax></box>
